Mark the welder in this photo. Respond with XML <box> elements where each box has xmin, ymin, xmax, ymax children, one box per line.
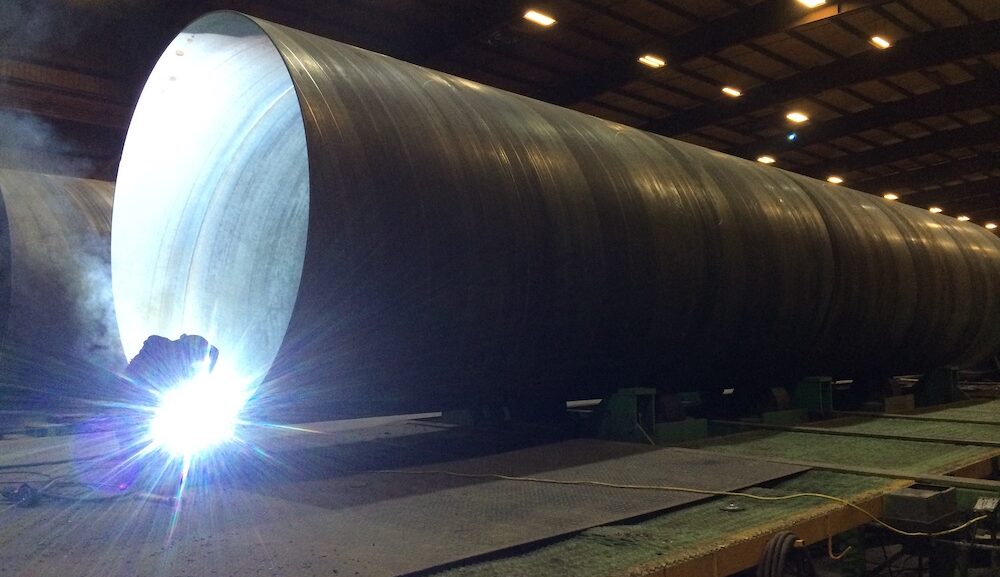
<box><xmin>124</xmin><ymin>334</ymin><xmax>219</xmax><ymax>394</ymax></box>
<box><xmin>114</xmin><ymin>334</ymin><xmax>219</xmax><ymax>456</ymax></box>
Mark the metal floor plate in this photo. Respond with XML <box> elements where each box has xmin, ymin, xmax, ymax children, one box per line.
<box><xmin>0</xmin><ymin>419</ymin><xmax>806</xmax><ymax>577</ymax></box>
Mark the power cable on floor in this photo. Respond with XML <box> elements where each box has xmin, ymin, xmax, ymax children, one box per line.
<box><xmin>1</xmin><ymin>472</ymin><xmax>135</xmax><ymax>507</ymax></box>
<box><xmin>367</xmin><ymin>468</ymin><xmax>987</xmax><ymax>538</ymax></box>
<box><xmin>0</xmin><ymin>455</ymin><xmax>101</xmax><ymax>471</ymax></box>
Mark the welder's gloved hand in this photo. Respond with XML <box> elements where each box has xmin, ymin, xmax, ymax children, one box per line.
<box><xmin>178</xmin><ymin>334</ymin><xmax>220</xmax><ymax>376</ymax></box>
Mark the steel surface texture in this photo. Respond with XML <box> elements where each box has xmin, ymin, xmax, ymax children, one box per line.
<box><xmin>113</xmin><ymin>12</ymin><xmax>1000</xmax><ymax>419</ymax></box>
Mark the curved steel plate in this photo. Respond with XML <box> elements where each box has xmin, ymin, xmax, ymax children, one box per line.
<box><xmin>113</xmin><ymin>12</ymin><xmax>1000</xmax><ymax>419</ymax></box>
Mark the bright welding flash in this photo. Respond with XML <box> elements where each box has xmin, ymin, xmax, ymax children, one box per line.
<box><xmin>150</xmin><ymin>370</ymin><xmax>251</xmax><ymax>458</ymax></box>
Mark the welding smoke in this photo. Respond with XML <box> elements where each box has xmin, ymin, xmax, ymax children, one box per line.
<box><xmin>0</xmin><ymin>111</ymin><xmax>99</xmax><ymax>177</ymax></box>
<box><xmin>0</xmin><ymin>0</ymin><xmax>101</xmax><ymax>178</ymax></box>
<box><xmin>0</xmin><ymin>0</ymin><xmax>162</xmax><ymax>180</ymax></box>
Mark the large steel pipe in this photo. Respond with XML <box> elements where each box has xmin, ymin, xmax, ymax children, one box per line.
<box><xmin>0</xmin><ymin>169</ymin><xmax>123</xmax><ymax>409</ymax></box>
<box><xmin>113</xmin><ymin>12</ymin><xmax>1000</xmax><ymax>420</ymax></box>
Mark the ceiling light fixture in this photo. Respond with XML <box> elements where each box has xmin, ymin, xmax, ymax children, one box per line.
<box><xmin>957</xmin><ymin>215</ymin><xmax>971</xmax><ymax>222</ymax></box>
<box><xmin>870</xmin><ymin>36</ymin><xmax>892</xmax><ymax>49</ymax></box>
<box><xmin>827</xmin><ymin>176</ymin><xmax>843</xmax><ymax>184</ymax></box>
<box><xmin>796</xmin><ymin>0</ymin><xmax>827</xmax><ymax>7</ymax></box>
<box><xmin>883</xmin><ymin>193</ymin><xmax>898</xmax><ymax>200</ymax></box>
<box><xmin>757</xmin><ymin>155</ymin><xmax>776</xmax><ymax>164</ymax></box>
<box><xmin>786</xmin><ymin>111</ymin><xmax>809</xmax><ymax>123</ymax></box>
<box><xmin>523</xmin><ymin>10</ymin><xmax>556</xmax><ymax>27</ymax></box>
<box><xmin>929</xmin><ymin>207</ymin><xmax>943</xmax><ymax>214</ymax></box>
<box><xmin>638</xmin><ymin>54</ymin><xmax>666</xmax><ymax>68</ymax></box>
<box><xmin>987</xmin><ymin>223</ymin><xmax>998</xmax><ymax>230</ymax></box>
<box><xmin>722</xmin><ymin>86</ymin><xmax>742</xmax><ymax>97</ymax></box>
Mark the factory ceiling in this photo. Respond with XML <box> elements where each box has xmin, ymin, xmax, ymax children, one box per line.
<box><xmin>0</xmin><ymin>0</ymin><xmax>998</xmax><ymax>224</ymax></box>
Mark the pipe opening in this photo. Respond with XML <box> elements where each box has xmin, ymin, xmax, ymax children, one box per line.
<box><xmin>113</xmin><ymin>12</ymin><xmax>308</xmax><ymax>386</ymax></box>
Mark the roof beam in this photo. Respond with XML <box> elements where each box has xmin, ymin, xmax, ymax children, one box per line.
<box><xmin>859</xmin><ymin>154</ymin><xmax>1000</xmax><ymax>193</ymax></box>
<box><xmin>897</xmin><ymin>0</ymin><xmax>938</xmax><ymax>29</ymax></box>
<box><xmin>901</xmin><ymin>177</ymin><xmax>1000</xmax><ymax>207</ymax></box>
<box><xmin>969</xmin><ymin>206</ymin><xmax>1000</xmax><ymax>220</ymax></box>
<box><xmin>927</xmin><ymin>196</ymin><xmax>1000</xmax><ymax>219</ymax></box>
<box><xmin>735</xmin><ymin>76</ymin><xmax>1000</xmax><ymax>161</ymax></box>
<box><xmin>943</xmin><ymin>194</ymin><xmax>999</xmax><ymax>215</ymax></box>
<box><xmin>644</xmin><ymin>18</ymin><xmax>1000</xmax><ymax>136</ymax></box>
<box><xmin>799</xmin><ymin>117</ymin><xmax>1000</xmax><ymax>178</ymax></box>
<box><xmin>402</xmin><ymin>1</ymin><xmax>524</xmax><ymax>62</ymax></box>
<box><xmin>545</xmin><ymin>0</ymin><xmax>891</xmax><ymax>106</ymax></box>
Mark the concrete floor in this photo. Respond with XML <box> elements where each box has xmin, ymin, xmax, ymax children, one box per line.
<box><xmin>0</xmin><ymin>416</ymin><xmax>803</xmax><ymax>577</ymax></box>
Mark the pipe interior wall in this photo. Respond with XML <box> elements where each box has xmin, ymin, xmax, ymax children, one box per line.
<box><xmin>114</xmin><ymin>18</ymin><xmax>308</xmax><ymax>400</ymax></box>
<box><xmin>0</xmin><ymin>169</ymin><xmax>123</xmax><ymax>409</ymax></box>
<box><xmin>113</xmin><ymin>12</ymin><xmax>1000</xmax><ymax>420</ymax></box>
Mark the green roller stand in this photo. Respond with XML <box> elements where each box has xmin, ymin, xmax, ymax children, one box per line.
<box><xmin>594</xmin><ymin>388</ymin><xmax>656</xmax><ymax>443</ymax></box>
<box><xmin>915</xmin><ymin>367</ymin><xmax>960</xmax><ymax>408</ymax></box>
<box><xmin>793</xmin><ymin>376</ymin><xmax>834</xmax><ymax>414</ymax></box>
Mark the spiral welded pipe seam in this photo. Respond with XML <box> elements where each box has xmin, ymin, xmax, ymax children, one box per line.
<box><xmin>123</xmin><ymin>13</ymin><xmax>1000</xmax><ymax>419</ymax></box>
<box><xmin>0</xmin><ymin>169</ymin><xmax>124</xmax><ymax>409</ymax></box>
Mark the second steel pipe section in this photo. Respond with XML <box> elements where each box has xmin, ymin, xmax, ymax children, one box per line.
<box><xmin>0</xmin><ymin>169</ymin><xmax>123</xmax><ymax>409</ymax></box>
